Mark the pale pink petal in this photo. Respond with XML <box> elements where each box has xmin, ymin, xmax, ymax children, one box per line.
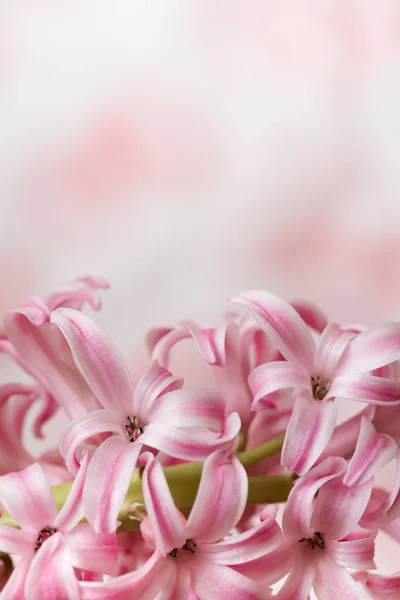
<box><xmin>282</xmin><ymin>457</ymin><xmax>347</xmax><ymax>540</ymax></box>
<box><xmin>141</xmin><ymin>453</ymin><xmax>186</xmax><ymax>555</ymax></box>
<box><xmin>60</xmin><ymin>410</ymin><xmax>125</xmax><ymax>475</ymax></box>
<box><xmin>328</xmin><ymin>530</ymin><xmax>376</xmax><ymax>570</ymax></box>
<box><xmin>188</xmin><ymin>321</ymin><xmax>232</xmax><ymax>366</ymax></box>
<box><xmin>232</xmin><ymin>543</ymin><xmax>291</xmax><ymax>586</ymax></box>
<box><xmin>362</xmin><ymin>572</ymin><xmax>400</xmax><ymax>597</ymax></box>
<box><xmin>344</xmin><ymin>417</ymin><xmax>398</xmax><ymax>487</ymax></box>
<box><xmin>148</xmin><ymin>389</ymin><xmax>226</xmax><ymax>432</ymax></box>
<box><xmin>146</xmin><ymin>326</ymin><xmax>174</xmax><ymax>354</ymax></box>
<box><xmin>0</xmin><ymin>463</ymin><xmax>57</xmax><ymax>532</ymax></box>
<box><xmin>319</xmin><ymin>406</ymin><xmax>375</xmax><ymax>463</ymax></box>
<box><xmin>46</xmin><ymin>276</ymin><xmax>109</xmax><ymax>312</ymax></box>
<box><xmin>151</xmin><ymin>325</ymin><xmax>192</xmax><ymax>367</ymax></box>
<box><xmin>83</xmin><ymin>436</ymin><xmax>141</xmax><ymax>533</ymax></box>
<box><xmin>281</xmin><ymin>394</ymin><xmax>337</xmax><ymax>475</ymax></box>
<box><xmin>200</xmin><ymin>510</ymin><xmax>283</xmax><ymax>564</ymax></box>
<box><xmin>54</xmin><ymin>452</ymin><xmax>90</xmax><ymax>532</ymax></box>
<box><xmin>159</xmin><ymin>563</ymin><xmax>191</xmax><ymax>600</ymax></box>
<box><xmin>51</xmin><ymin>308</ymin><xmax>134</xmax><ymax>414</ymax></box>
<box><xmin>311</xmin><ymin>478</ymin><xmax>373</xmax><ymax>541</ymax></box>
<box><xmin>313</xmin><ymin>555</ymin><xmax>371</xmax><ymax>600</ymax></box>
<box><xmin>328</xmin><ymin>373</ymin><xmax>400</xmax><ymax>405</ymax></box>
<box><xmin>64</xmin><ymin>523</ymin><xmax>118</xmax><ymax>576</ymax></box>
<box><xmin>139</xmin><ymin>412</ymin><xmax>241</xmax><ymax>461</ymax></box>
<box><xmin>0</xmin><ymin>524</ymin><xmax>35</xmax><ymax>554</ymax></box>
<box><xmin>132</xmin><ymin>360</ymin><xmax>183</xmax><ymax>417</ymax></box>
<box><xmin>290</xmin><ymin>300</ymin><xmax>328</xmax><ymax>333</ymax></box>
<box><xmin>186</xmin><ymin>451</ymin><xmax>247</xmax><ymax>543</ymax></box>
<box><xmin>228</xmin><ymin>290</ymin><xmax>316</xmax><ymax>371</ymax></box>
<box><xmin>249</xmin><ymin>362</ymin><xmax>310</xmax><ymax>407</ymax></box>
<box><xmin>79</xmin><ymin>552</ymin><xmax>174</xmax><ymax>600</ymax></box>
<box><xmin>4</xmin><ymin>311</ymin><xmax>98</xmax><ymax>419</ymax></box>
<box><xmin>315</xmin><ymin>324</ymin><xmax>356</xmax><ymax>376</ymax></box>
<box><xmin>0</xmin><ymin>555</ymin><xmax>32</xmax><ymax>600</ymax></box>
<box><xmin>275</xmin><ymin>557</ymin><xmax>315</xmax><ymax>600</ymax></box>
<box><xmin>337</xmin><ymin>324</ymin><xmax>400</xmax><ymax>375</ymax></box>
<box><xmin>25</xmin><ymin>533</ymin><xmax>79</xmax><ymax>600</ymax></box>
<box><xmin>191</xmin><ymin>560</ymin><xmax>268</xmax><ymax>600</ymax></box>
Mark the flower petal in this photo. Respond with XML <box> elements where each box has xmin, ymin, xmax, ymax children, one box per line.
<box><xmin>141</xmin><ymin>453</ymin><xmax>186</xmax><ymax>556</ymax></box>
<box><xmin>228</xmin><ymin>290</ymin><xmax>316</xmax><ymax>371</ymax></box>
<box><xmin>282</xmin><ymin>457</ymin><xmax>347</xmax><ymax>540</ymax></box>
<box><xmin>249</xmin><ymin>362</ymin><xmax>310</xmax><ymax>408</ymax></box>
<box><xmin>0</xmin><ymin>463</ymin><xmax>57</xmax><ymax>532</ymax></box>
<box><xmin>60</xmin><ymin>410</ymin><xmax>125</xmax><ymax>475</ymax></box>
<box><xmin>232</xmin><ymin>544</ymin><xmax>291</xmax><ymax>587</ymax></box>
<box><xmin>148</xmin><ymin>389</ymin><xmax>226</xmax><ymax>432</ymax></box>
<box><xmin>132</xmin><ymin>361</ymin><xmax>183</xmax><ymax>417</ymax></box>
<box><xmin>329</xmin><ymin>373</ymin><xmax>400</xmax><ymax>405</ymax></box>
<box><xmin>275</xmin><ymin>557</ymin><xmax>315</xmax><ymax>600</ymax></box>
<box><xmin>310</xmin><ymin>478</ymin><xmax>373</xmax><ymax>541</ymax></box>
<box><xmin>328</xmin><ymin>530</ymin><xmax>376</xmax><ymax>570</ymax></box>
<box><xmin>78</xmin><ymin>552</ymin><xmax>174</xmax><ymax>600</ymax></box>
<box><xmin>139</xmin><ymin>412</ymin><xmax>241</xmax><ymax>462</ymax></box>
<box><xmin>186</xmin><ymin>451</ymin><xmax>248</xmax><ymax>543</ymax></box>
<box><xmin>45</xmin><ymin>276</ymin><xmax>109</xmax><ymax>312</ymax></box>
<box><xmin>0</xmin><ymin>524</ymin><xmax>35</xmax><ymax>555</ymax></box>
<box><xmin>25</xmin><ymin>533</ymin><xmax>79</xmax><ymax>600</ymax></box>
<box><xmin>281</xmin><ymin>394</ymin><xmax>337</xmax><ymax>475</ymax></box>
<box><xmin>319</xmin><ymin>405</ymin><xmax>375</xmax><ymax>464</ymax></box>
<box><xmin>83</xmin><ymin>436</ymin><xmax>141</xmax><ymax>533</ymax></box>
<box><xmin>150</xmin><ymin>325</ymin><xmax>192</xmax><ymax>367</ymax></box>
<box><xmin>290</xmin><ymin>300</ymin><xmax>328</xmax><ymax>333</ymax></box>
<box><xmin>0</xmin><ymin>555</ymin><xmax>32</xmax><ymax>600</ymax></box>
<box><xmin>54</xmin><ymin>452</ymin><xmax>90</xmax><ymax>532</ymax></box>
<box><xmin>315</xmin><ymin>324</ymin><xmax>356</xmax><ymax>376</ymax></box>
<box><xmin>344</xmin><ymin>417</ymin><xmax>398</xmax><ymax>487</ymax></box>
<box><xmin>362</xmin><ymin>572</ymin><xmax>400</xmax><ymax>598</ymax></box>
<box><xmin>313</xmin><ymin>555</ymin><xmax>370</xmax><ymax>600</ymax></box>
<box><xmin>191</xmin><ymin>560</ymin><xmax>269</xmax><ymax>600</ymax></box>
<box><xmin>338</xmin><ymin>323</ymin><xmax>400</xmax><ymax>375</ymax></box>
<box><xmin>64</xmin><ymin>523</ymin><xmax>118</xmax><ymax>576</ymax></box>
<box><xmin>51</xmin><ymin>308</ymin><xmax>134</xmax><ymax>414</ymax></box>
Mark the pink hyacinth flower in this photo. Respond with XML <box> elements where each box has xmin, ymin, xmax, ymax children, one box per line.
<box><xmin>53</xmin><ymin>309</ymin><xmax>240</xmax><ymax>533</ymax></box>
<box><xmin>275</xmin><ymin>419</ymin><xmax>398</xmax><ymax>599</ymax></box>
<box><xmin>230</xmin><ymin>290</ymin><xmax>400</xmax><ymax>474</ymax></box>
<box><xmin>1</xmin><ymin>277</ymin><xmax>108</xmax><ymax>422</ymax></box>
<box><xmin>0</xmin><ymin>455</ymin><xmax>117</xmax><ymax>600</ymax></box>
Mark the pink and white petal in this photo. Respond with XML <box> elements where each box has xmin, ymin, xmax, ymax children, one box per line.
<box><xmin>60</xmin><ymin>410</ymin><xmax>125</xmax><ymax>475</ymax></box>
<box><xmin>158</xmin><ymin>563</ymin><xmax>191</xmax><ymax>600</ymax></box>
<box><xmin>186</xmin><ymin>451</ymin><xmax>247</xmax><ymax>543</ymax></box>
<box><xmin>132</xmin><ymin>361</ymin><xmax>183</xmax><ymax>418</ymax></box>
<box><xmin>315</xmin><ymin>324</ymin><xmax>356</xmax><ymax>376</ymax></box>
<box><xmin>249</xmin><ymin>362</ymin><xmax>311</xmax><ymax>408</ymax></box>
<box><xmin>46</xmin><ymin>277</ymin><xmax>109</xmax><ymax>312</ymax></box>
<box><xmin>0</xmin><ymin>555</ymin><xmax>32</xmax><ymax>600</ymax></box>
<box><xmin>151</xmin><ymin>325</ymin><xmax>192</xmax><ymax>367</ymax></box>
<box><xmin>83</xmin><ymin>436</ymin><xmax>141</xmax><ymax>534</ymax></box>
<box><xmin>54</xmin><ymin>452</ymin><xmax>90</xmax><ymax>532</ymax></box>
<box><xmin>191</xmin><ymin>560</ymin><xmax>269</xmax><ymax>600</ymax></box>
<box><xmin>188</xmin><ymin>322</ymin><xmax>231</xmax><ymax>366</ymax></box>
<box><xmin>0</xmin><ymin>463</ymin><xmax>57</xmax><ymax>532</ymax></box>
<box><xmin>146</xmin><ymin>326</ymin><xmax>174</xmax><ymax>354</ymax></box>
<box><xmin>139</xmin><ymin>412</ymin><xmax>241</xmax><ymax>462</ymax></box>
<box><xmin>362</xmin><ymin>572</ymin><xmax>400</xmax><ymax>598</ymax></box>
<box><xmin>141</xmin><ymin>453</ymin><xmax>186</xmax><ymax>555</ymax></box>
<box><xmin>64</xmin><ymin>523</ymin><xmax>118</xmax><ymax>576</ymax></box>
<box><xmin>51</xmin><ymin>308</ymin><xmax>134</xmax><ymax>414</ymax></box>
<box><xmin>282</xmin><ymin>457</ymin><xmax>347</xmax><ymax>540</ymax></box>
<box><xmin>311</xmin><ymin>478</ymin><xmax>373</xmax><ymax>542</ymax></box>
<box><xmin>79</xmin><ymin>552</ymin><xmax>174</xmax><ymax>600</ymax></box>
<box><xmin>200</xmin><ymin>510</ymin><xmax>283</xmax><ymax>564</ymax></box>
<box><xmin>328</xmin><ymin>531</ymin><xmax>376</xmax><ymax>570</ymax></box>
<box><xmin>318</xmin><ymin>406</ymin><xmax>375</xmax><ymax>464</ymax></box>
<box><xmin>290</xmin><ymin>300</ymin><xmax>328</xmax><ymax>334</ymax></box>
<box><xmin>337</xmin><ymin>323</ymin><xmax>400</xmax><ymax>375</ymax></box>
<box><xmin>24</xmin><ymin>533</ymin><xmax>79</xmax><ymax>600</ymax></box>
<box><xmin>275</xmin><ymin>557</ymin><xmax>315</xmax><ymax>600</ymax></box>
<box><xmin>313</xmin><ymin>555</ymin><xmax>371</xmax><ymax>600</ymax></box>
<box><xmin>329</xmin><ymin>374</ymin><xmax>400</xmax><ymax>405</ymax></box>
<box><xmin>232</xmin><ymin>543</ymin><xmax>292</xmax><ymax>586</ymax></box>
<box><xmin>228</xmin><ymin>290</ymin><xmax>316</xmax><ymax>371</ymax></box>
<box><xmin>148</xmin><ymin>389</ymin><xmax>226</xmax><ymax>432</ymax></box>
<box><xmin>344</xmin><ymin>418</ymin><xmax>398</xmax><ymax>487</ymax></box>
<box><xmin>281</xmin><ymin>394</ymin><xmax>337</xmax><ymax>476</ymax></box>
<box><xmin>0</xmin><ymin>524</ymin><xmax>35</xmax><ymax>555</ymax></box>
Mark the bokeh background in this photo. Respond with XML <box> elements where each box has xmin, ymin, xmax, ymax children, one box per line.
<box><xmin>2</xmin><ymin>0</ymin><xmax>400</xmax><ymax>589</ymax></box>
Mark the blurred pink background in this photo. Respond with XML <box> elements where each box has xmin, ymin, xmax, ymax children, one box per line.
<box><xmin>2</xmin><ymin>1</ymin><xmax>400</xmax><ymax>589</ymax></box>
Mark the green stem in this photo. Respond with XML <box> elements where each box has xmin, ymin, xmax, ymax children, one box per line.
<box><xmin>0</xmin><ymin>435</ymin><xmax>288</xmax><ymax>532</ymax></box>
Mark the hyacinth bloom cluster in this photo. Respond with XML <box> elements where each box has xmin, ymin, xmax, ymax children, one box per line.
<box><xmin>0</xmin><ymin>280</ymin><xmax>400</xmax><ymax>598</ymax></box>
